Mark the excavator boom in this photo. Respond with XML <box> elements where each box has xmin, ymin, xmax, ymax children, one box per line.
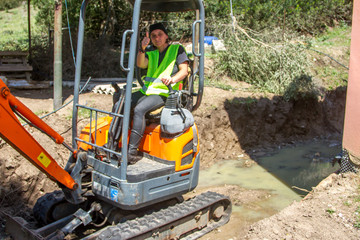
<box><xmin>0</xmin><ymin>78</ymin><xmax>77</xmax><ymax>190</ymax></box>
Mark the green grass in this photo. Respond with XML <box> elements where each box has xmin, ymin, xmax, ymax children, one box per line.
<box><xmin>35</xmin><ymin>110</ymin><xmax>49</xmax><ymax>116</ymax></box>
<box><xmin>205</xmin><ymin>79</ymin><xmax>234</xmax><ymax>91</ymax></box>
<box><xmin>306</xmin><ymin>25</ymin><xmax>351</xmax><ymax>90</ymax></box>
<box><xmin>326</xmin><ymin>209</ymin><xmax>335</xmax><ymax>214</ymax></box>
<box><xmin>0</xmin><ymin>4</ymin><xmax>41</xmax><ymax>51</ymax></box>
<box><xmin>65</xmin><ymin>107</ymin><xmax>92</xmax><ymax>120</ymax></box>
<box><xmin>353</xmin><ymin>188</ymin><xmax>360</xmax><ymax>229</ymax></box>
<box><xmin>66</xmin><ymin>106</ymin><xmax>108</xmax><ymax>121</ymax></box>
<box><xmin>354</xmin><ymin>221</ymin><xmax>360</xmax><ymax>229</ymax></box>
<box><xmin>355</xmin><ymin>205</ymin><xmax>360</xmax><ymax>229</ymax></box>
<box><xmin>310</xmin><ymin>24</ymin><xmax>351</xmax><ymax>49</ymax></box>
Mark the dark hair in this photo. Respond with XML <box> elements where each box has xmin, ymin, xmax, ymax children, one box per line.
<box><xmin>149</xmin><ymin>23</ymin><xmax>168</xmax><ymax>35</ymax></box>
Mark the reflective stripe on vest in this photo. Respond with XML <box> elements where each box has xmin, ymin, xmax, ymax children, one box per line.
<box><xmin>140</xmin><ymin>44</ymin><xmax>181</xmax><ymax>97</ymax></box>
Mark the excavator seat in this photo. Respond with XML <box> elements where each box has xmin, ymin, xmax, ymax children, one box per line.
<box><xmin>145</xmin><ymin>106</ymin><xmax>164</xmax><ymax>123</ymax></box>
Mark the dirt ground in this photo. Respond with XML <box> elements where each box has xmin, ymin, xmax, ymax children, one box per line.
<box><xmin>0</xmin><ymin>75</ymin><xmax>359</xmax><ymax>239</ymax></box>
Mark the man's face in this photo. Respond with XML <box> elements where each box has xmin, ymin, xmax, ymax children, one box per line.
<box><xmin>150</xmin><ymin>29</ymin><xmax>168</xmax><ymax>48</ymax></box>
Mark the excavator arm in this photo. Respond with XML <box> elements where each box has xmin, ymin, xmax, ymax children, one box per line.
<box><xmin>0</xmin><ymin>78</ymin><xmax>77</xmax><ymax>190</ymax></box>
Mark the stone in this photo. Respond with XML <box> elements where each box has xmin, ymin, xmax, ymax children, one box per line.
<box><xmin>212</xmin><ymin>40</ymin><xmax>226</xmax><ymax>53</ymax></box>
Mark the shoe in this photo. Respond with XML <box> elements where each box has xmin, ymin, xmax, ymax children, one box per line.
<box><xmin>128</xmin><ymin>153</ymin><xmax>142</xmax><ymax>165</ymax></box>
<box><xmin>128</xmin><ymin>144</ymin><xmax>142</xmax><ymax>165</ymax></box>
<box><xmin>127</xmin><ymin>129</ymin><xmax>143</xmax><ymax>165</ymax></box>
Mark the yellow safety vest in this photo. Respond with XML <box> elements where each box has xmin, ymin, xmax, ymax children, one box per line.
<box><xmin>140</xmin><ymin>44</ymin><xmax>182</xmax><ymax>97</ymax></box>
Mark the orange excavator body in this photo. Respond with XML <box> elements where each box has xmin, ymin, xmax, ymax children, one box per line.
<box><xmin>78</xmin><ymin>117</ymin><xmax>200</xmax><ymax>172</ymax></box>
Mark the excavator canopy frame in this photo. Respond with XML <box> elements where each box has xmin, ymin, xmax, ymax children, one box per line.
<box><xmin>127</xmin><ymin>0</ymin><xmax>201</xmax><ymax>12</ymax></box>
<box><xmin>72</xmin><ymin>0</ymin><xmax>205</xmax><ymax>179</ymax></box>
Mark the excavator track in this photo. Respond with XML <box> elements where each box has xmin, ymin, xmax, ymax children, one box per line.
<box><xmin>86</xmin><ymin>191</ymin><xmax>231</xmax><ymax>240</ymax></box>
<box><xmin>33</xmin><ymin>190</ymin><xmax>69</xmax><ymax>225</ymax></box>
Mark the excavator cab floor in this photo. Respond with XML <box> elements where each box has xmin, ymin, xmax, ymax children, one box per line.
<box><xmin>126</xmin><ymin>156</ymin><xmax>175</xmax><ymax>183</ymax></box>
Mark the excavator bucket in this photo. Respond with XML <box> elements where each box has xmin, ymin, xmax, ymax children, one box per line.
<box><xmin>4</xmin><ymin>212</ymin><xmax>73</xmax><ymax>240</ymax></box>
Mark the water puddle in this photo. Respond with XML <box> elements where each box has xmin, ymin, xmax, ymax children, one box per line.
<box><xmin>198</xmin><ymin>159</ymin><xmax>301</xmax><ymax>221</ymax></box>
<box><xmin>197</xmin><ymin>140</ymin><xmax>341</xmax><ymax>223</ymax></box>
<box><xmin>256</xmin><ymin>140</ymin><xmax>341</xmax><ymax>194</ymax></box>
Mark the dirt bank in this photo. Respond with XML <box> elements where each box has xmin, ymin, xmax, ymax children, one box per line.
<box><xmin>244</xmin><ymin>172</ymin><xmax>360</xmax><ymax>240</ymax></box>
<box><xmin>0</xmin><ymin>79</ymin><xmax>356</xmax><ymax>239</ymax></box>
<box><xmin>195</xmin><ymin>83</ymin><xmax>346</xmax><ymax>168</ymax></box>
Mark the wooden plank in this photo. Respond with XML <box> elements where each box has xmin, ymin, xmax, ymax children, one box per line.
<box><xmin>7</xmin><ymin>79</ymin><xmax>50</xmax><ymax>89</ymax></box>
<box><xmin>0</xmin><ymin>51</ymin><xmax>28</xmax><ymax>56</ymax></box>
<box><xmin>0</xmin><ymin>65</ymin><xmax>33</xmax><ymax>72</ymax></box>
<box><xmin>4</xmin><ymin>73</ymin><xmax>27</xmax><ymax>78</ymax></box>
<box><xmin>0</xmin><ymin>58</ymin><xmax>25</xmax><ymax>64</ymax></box>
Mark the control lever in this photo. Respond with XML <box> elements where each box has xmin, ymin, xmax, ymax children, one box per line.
<box><xmin>165</xmin><ymin>84</ymin><xmax>186</xmax><ymax>123</ymax></box>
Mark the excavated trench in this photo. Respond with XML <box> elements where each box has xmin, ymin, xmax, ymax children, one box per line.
<box><xmin>195</xmin><ymin>86</ymin><xmax>346</xmax><ymax>168</ymax></box>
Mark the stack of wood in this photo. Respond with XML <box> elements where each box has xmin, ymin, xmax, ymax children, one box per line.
<box><xmin>0</xmin><ymin>51</ymin><xmax>49</xmax><ymax>89</ymax></box>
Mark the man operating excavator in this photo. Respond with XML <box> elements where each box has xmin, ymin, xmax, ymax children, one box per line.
<box><xmin>128</xmin><ymin>22</ymin><xmax>190</xmax><ymax>163</ymax></box>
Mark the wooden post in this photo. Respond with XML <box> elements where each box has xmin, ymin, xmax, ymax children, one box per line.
<box><xmin>28</xmin><ymin>0</ymin><xmax>31</xmax><ymax>58</ymax></box>
<box><xmin>54</xmin><ymin>0</ymin><xmax>63</xmax><ymax>110</ymax></box>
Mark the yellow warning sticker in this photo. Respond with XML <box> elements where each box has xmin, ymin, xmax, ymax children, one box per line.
<box><xmin>37</xmin><ymin>152</ymin><xmax>51</xmax><ymax>168</ymax></box>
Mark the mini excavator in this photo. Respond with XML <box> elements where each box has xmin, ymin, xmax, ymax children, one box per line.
<box><xmin>0</xmin><ymin>0</ymin><xmax>231</xmax><ymax>239</ymax></box>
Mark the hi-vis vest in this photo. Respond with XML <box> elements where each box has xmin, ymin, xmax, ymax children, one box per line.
<box><xmin>140</xmin><ymin>44</ymin><xmax>182</xmax><ymax>97</ymax></box>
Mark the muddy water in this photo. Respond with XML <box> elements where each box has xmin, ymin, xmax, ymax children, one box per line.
<box><xmin>256</xmin><ymin>140</ymin><xmax>341</xmax><ymax>194</ymax></box>
<box><xmin>196</xmin><ymin>140</ymin><xmax>341</xmax><ymax>238</ymax></box>
<box><xmin>196</xmin><ymin>159</ymin><xmax>302</xmax><ymax>239</ymax></box>
<box><xmin>198</xmin><ymin>159</ymin><xmax>301</xmax><ymax>220</ymax></box>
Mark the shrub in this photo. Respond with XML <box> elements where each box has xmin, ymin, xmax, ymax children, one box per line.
<box><xmin>215</xmin><ymin>25</ymin><xmax>317</xmax><ymax>100</ymax></box>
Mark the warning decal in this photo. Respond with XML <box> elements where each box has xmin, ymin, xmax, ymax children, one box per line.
<box><xmin>37</xmin><ymin>152</ymin><xmax>51</xmax><ymax>168</ymax></box>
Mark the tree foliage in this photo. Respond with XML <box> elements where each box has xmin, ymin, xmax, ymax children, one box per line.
<box><xmin>31</xmin><ymin>0</ymin><xmax>352</xmax><ymax>43</ymax></box>
<box><xmin>207</xmin><ymin>0</ymin><xmax>352</xmax><ymax>35</ymax></box>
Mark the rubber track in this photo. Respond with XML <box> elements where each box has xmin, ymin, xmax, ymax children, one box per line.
<box><xmin>95</xmin><ymin>191</ymin><xmax>231</xmax><ymax>240</ymax></box>
<box><xmin>33</xmin><ymin>190</ymin><xmax>65</xmax><ymax>225</ymax></box>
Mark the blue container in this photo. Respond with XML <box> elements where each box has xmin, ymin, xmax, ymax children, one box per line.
<box><xmin>204</xmin><ymin>36</ymin><xmax>218</xmax><ymax>45</ymax></box>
